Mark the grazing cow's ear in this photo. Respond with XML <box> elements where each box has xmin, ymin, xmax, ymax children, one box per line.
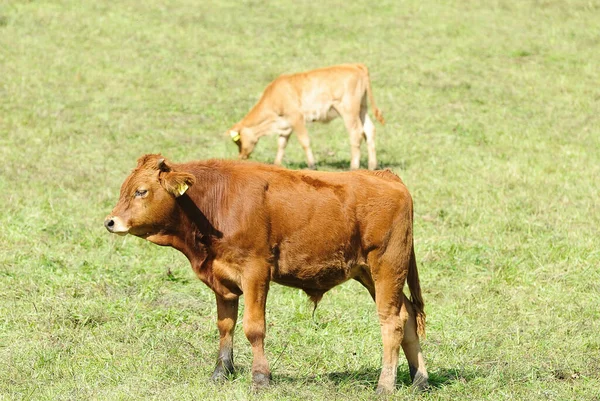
<box><xmin>229</xmin><ymin>130</ymin><xmax>241</xmax><ymax>143</ymax></box>
<box><xmin>160</xmin><ymin>171</ymin><xmax>196</xmax><ymax>197</ymax></box>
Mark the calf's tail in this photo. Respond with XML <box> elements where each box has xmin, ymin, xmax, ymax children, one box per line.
<box><xmin>408</xmin><ymin>244</ymin><xmax>426</xmax><ymax>338</ymax></box>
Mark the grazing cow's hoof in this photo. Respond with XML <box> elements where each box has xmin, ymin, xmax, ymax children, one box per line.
<box><xmin>252</xmin><ymin>372</ymin><xmax>271</xmax><ymax>388</ymax></box>
<box><xmin>210</xmin><ymin>360</ymin><xmax>235</xmax><ymax>382</ymax></box>
<box><xmin>307</xmin><ymin>164</ymin><xmax>317</xmax><ymax>170</ymax></box>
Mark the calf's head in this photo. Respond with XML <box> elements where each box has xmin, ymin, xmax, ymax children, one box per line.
<box><xmin>228</xmin><ymin>126</ymin><xmax>257</xmax><ymax>160</ymax></box>
<box><xmin>104</xmin><ymin>154</ymin><xmax>195</xmax><ymax>239</ymax></box>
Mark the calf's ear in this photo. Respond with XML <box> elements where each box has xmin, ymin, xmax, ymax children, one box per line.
<box><xmin>160</xmin><ymin>171</ymin><xmax>196</xmax><ymax>197</ymax></box>
<box><xmin>157</xmin><ymin>158</ymin><xmax>171</xmax><ymax>172</ymax></box>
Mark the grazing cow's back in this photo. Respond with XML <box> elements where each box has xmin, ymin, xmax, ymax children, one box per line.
<box><xmin>228</xmin><ymin>64</ymin><xmax>384</xmax><ymax>170</ymax></box>
<box><xmin>104</xmin><ymin>154</ymin><xmax>428</xmax><ymax>394</ymax></box>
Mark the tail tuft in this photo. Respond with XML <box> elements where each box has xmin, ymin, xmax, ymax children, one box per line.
<box><xmin>414</xmin><ymin>304</ymin><xmax>426</xmax><ymax>339</ymax></box>
<box><xmin>373</xmin><ymin>108</ymin><xmax>385</xmax><ymax>125</ymax></box>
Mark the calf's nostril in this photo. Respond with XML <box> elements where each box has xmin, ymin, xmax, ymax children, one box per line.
<box><xmin>105</xmin><ymin>219</ymin><xmax>115</xmax><ymax>230</ymax></box>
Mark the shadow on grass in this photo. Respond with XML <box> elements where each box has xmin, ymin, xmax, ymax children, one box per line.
<box><xmin>272</xmin><ymin>366</ymin><xmax>476</xmax><ymax>391</ymax></box>
<box><xmin>427</xmin><ymin>367</ymin><xmax>477</xmax><ymax>388</ymax></box>
<box><xmin>284</xmin><ymin>158</ymin><xmax>408</xmax><ymax>171</ymax></box>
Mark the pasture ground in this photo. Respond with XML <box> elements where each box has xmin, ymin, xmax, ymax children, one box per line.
<box><xmin>1</xmin><ymin>0</ymin><xmax>599</xmax><ymax>399</ymax></box>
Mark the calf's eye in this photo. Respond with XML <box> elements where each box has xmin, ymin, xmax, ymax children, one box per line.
<box><xmin>134</xmin><ymin>189</ymin><xmax>148</xmax><ymax>198</ymax></box>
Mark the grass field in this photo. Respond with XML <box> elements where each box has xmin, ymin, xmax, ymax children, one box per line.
<box><xmin>1</xmin><ymin>0</ymin><xmax>600</xmax><ymax>399</ymax></box>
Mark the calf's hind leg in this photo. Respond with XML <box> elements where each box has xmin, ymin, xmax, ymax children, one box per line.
<box><xmin>400</xmin><ymin>293</ymin><xmax>429</xmax><ymax>389</ymax></box>
<box><xmin>374</xmin><ymin>278</ymin><xmax>407</xmax><ymax>394</ymax></box>
<box><xmin>373</xmin><ymin>270</ymin><xmax>428</xmax><ymax>393</ymax></box>
<box><xmin>242</xmin><ymin>276</ymin><xmax>271</xmax><ymax>387</ymax></box>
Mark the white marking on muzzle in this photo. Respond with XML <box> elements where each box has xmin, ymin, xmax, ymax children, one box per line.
<box><xmin>106</xmin><ymin>216</ymin><xmax>129</xmax><ymax>235</ymax></box>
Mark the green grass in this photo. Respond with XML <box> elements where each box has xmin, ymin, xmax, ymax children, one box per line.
<box><xmin>1</xmin><ymin>0</ymin><xmax>599</xmax><ymax>399</ymax></box>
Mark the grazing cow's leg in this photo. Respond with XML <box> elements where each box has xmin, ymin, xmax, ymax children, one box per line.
<box><xmin>274</xmin><ymin>134</ymin><xmax>290</xmax><ymax>166</ymax></box>
<box><xmin>362</xmin><ymin>114</ymin><xmax>377</xmax><ymax>170</ymax></box>
<box><xmin>211</xmin><ymin>295</ymin><xmax>239</xmax><ymax>381</ymax></box>
<box><xmin>242</xmin><ymin>276</ymin><xmax>271</xmax><ymax>387</ymax></box>
<box><xmin>400</xmin><ymin>293</ymin><xmax>429</xmax><ymax>390</ymax></box>
<box><xmin>292</xmin><ymin>120</ymin><xmax>316</xmax><ymax>169</ymax></box>
<box><xmin>340</xmin><ymin>113</ymin><xmax>365</xmax><ymax>170</ymax></box>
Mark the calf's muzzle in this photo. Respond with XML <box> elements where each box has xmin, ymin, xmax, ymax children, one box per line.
<box><xmin>104</xmin><ymin>215</ymin><xmax>128</xmax><ymax>235</ymax></box>
<box><xmin>104</xmin><ymin>217</ymin><xmax>115</xmax><ymax>232</ymax></box>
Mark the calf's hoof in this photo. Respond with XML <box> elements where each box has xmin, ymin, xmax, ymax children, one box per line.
<box><xmin>411</xmin><ymin>374</ymin><xmax>430</xmax><ymax>391</ymax></box>
<box><xmin>210</xmin><ymin>361</ymin><xmax>235</xmax><ymax>382</ymax></box>
<box><xmin>409</xmin><ymin>365</ymin><xmax>429</xmax><ymax>391</ymax></box>
<box><xmin>252</xmin><ymin>372</ymin><xmax>271</xmax><ymax>388</ymax></box>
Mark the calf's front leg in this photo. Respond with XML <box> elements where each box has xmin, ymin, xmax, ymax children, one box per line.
<box><xmin>210</xmin><ymin>295</ymin><xmax>239</xmax><ymax>381</ymax></box>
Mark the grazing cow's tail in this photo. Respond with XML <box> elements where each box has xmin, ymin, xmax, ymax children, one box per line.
<box><xmin>408</xmin><ymin>244</ymin><xmax>426</xmax><ymax>338</ymax></box>
<box><xmin>358</xmin><ymin>64</ymin><xmax>385</xmax><ymax>125</ymax></box>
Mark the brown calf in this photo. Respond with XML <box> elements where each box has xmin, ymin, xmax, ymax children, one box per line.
<box><xmin>104</xmin><ymin>154</ymin><xmax>428</xmax><ymax>394</ymax></box>
<box><xmin>227</xmin><ymin>63</ymin><xmax>385</xmax><ymax>170</ymax></box>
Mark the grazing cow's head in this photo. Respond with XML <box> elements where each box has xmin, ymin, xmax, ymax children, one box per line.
<box><xmin>104</xmin><ymin>154</ymin><xmax>195</xmax><ymax>239</ymax></box>
<box><xmin>228</xmin><ymin>126</ymin><xmax>257</xmax><ymax>160</ymax></box>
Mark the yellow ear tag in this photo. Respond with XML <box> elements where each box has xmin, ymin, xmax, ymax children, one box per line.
<box><xmin>230</xmin><ymin>131</ymin><xmax>241</xmax><ymax>142</ymax></box>
<box><xmin>176</xmin><ymin>182</ymin><xmax>189</xmax><ymax>196</ymax></box>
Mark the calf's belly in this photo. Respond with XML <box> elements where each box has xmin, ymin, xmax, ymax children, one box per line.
<box><xmin>271</xmin><ymin>254</ymin><xmax>362</xmax><ymax>291</ymax></box>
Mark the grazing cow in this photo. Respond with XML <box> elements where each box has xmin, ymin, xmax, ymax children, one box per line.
<box><xmin>227</xmin><ymin>63</ymin><xmax>385</xmax><ymax>170</ymax></box>
<box><xmin>104</xmin><ymin>154</ymin><xmax>428</xmax><ymax>394</ymax></box>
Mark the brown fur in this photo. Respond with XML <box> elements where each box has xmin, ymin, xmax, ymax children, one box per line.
<box><xmin>105</xmin><ymin>154</ymin><xmax>428</xmax><ymax>393</ymax></box>
<box><xmin>228</xmin><ymin>63</ymin><xmax>384</xmax><ymax>170</ymax></box>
